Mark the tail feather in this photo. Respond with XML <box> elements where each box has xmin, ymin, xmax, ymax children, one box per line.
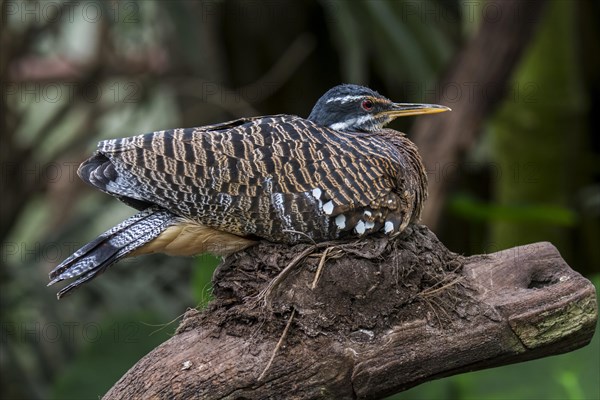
<box><xmin>78</xmin><ymin>153</ymin><xmax>152</xmax><ymax>211</ymax></box>
<box><xmin>49</xmin><ymin>207</ymin><xmax>175</xmax><ymax>299</ymax></box>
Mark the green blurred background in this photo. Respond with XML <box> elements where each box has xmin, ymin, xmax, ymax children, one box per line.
<box><xmin>1</xmin><ymin>0</ymin><xmax>599</xmax><ymax>399</ymax></box>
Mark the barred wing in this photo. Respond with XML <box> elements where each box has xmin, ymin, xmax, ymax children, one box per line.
<box><xmin>79</xmin><ymin>115</ymin><xmax>403</xmax><ymax>243</ymax></box>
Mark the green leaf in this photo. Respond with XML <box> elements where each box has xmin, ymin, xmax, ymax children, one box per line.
<box><xmin>192</xmin><ymin>254</ymin><xmax>220</xmax><ymax>308</ymax></box>
<box><xmin>449</xmin><ymin>193</ymin><xmax>577</xmax><ymax>226</ymax></box>
<box><xmin>50</xmin><ymin>313</ymin><xmax>171</xmax><ymax>400</ymax></box>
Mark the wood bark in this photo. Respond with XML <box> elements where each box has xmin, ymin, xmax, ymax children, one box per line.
<box><xmin>104</xmin><ymin>226</ymin><xmax>597</xmax><ymax>400</ymax></box>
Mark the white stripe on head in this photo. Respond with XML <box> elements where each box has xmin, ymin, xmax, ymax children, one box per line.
<box><xmin>356</xmin><ymin>114</ymin><xmax>374</xmax><ymax>124</ymax></box>
<box><xmin>328</xmin><ymin>114</ymin><xmax>375</xmax><ymax>131</ymax></box>
<box><xmin>325</xmin><ymin>95</ymin><xmax>364</xmax><ymax>104</ymax></box>
<box><xmin>329</xmin><ymin>118</ymin><xmax>356</xmax><ymax>131</ymax></box>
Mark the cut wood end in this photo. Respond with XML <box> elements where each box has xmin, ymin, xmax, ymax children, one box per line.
<box><xmin>509</xmin><ymin>282</ymin><xmax>598</xmax><ymax>349</ymax></box>
<box><xmin>463</xmin><ymin>241</ymin><xmax>598</xmax><ymax>352</ymax></box>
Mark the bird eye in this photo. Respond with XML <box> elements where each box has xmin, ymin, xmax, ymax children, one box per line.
<box><xmin>361</xmin><ymin>100</ymin><xmax>374</xmax><ymax>111</ymax></box>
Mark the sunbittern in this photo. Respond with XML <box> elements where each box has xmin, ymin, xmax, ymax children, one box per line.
<box><xmin>48</xmin><ymin>84</ymin><xmax>450</xmax><ymax>298</ymax></box>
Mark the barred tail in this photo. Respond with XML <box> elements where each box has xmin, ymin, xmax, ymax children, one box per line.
<box><xmin>48</xmin><ymin>207</ymin><xmax>175</xmax><ymax>299</ymax></box>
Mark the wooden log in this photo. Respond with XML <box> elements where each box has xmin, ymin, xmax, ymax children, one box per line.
<box><xmin>103</xmin><ymin>226</ymin><xmax>597</xmax><ymax>400</ymax></box>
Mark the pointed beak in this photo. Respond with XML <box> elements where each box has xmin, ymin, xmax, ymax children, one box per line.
<box><xmin>382</xmin><ymin>103</ymin><xmax>451</xmax><ymax>118</ymax></box>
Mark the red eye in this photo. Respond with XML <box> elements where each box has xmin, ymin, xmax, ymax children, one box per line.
<box><xmin>361</xmin><ymin>100</ymin><xmax>374</xmax><ymax>111</ymax></box>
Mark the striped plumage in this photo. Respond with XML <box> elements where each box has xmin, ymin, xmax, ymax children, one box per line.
<box><xmin>49</xmin><ymin>84</ymin><xmax>449</xmax><ymax>298</ymax></box>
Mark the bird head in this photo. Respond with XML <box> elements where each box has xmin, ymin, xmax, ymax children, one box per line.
<box><xmin>308</xmin><ymin>84</ymin><xmax>450</xmax><ymax>132</ymax></box>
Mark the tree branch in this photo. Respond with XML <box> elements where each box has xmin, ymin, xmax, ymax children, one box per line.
<box><xmin>103</xmin><ymin>226</ymin><xmax>597</xmax><ymax>399</ymax></box>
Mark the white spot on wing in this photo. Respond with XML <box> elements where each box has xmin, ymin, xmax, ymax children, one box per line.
<box><xmin>335</xmin><ymin>214</ymin><xmax>346</xmax><ymax>229</ymax></box>
<box><xmin>384</xmin><ymin>221</ymin><xmax>394</xmax><ymax>234</ymax></box>
<box><xmin>323</xmin><ymin>200</ymin><xmax>334</xmax><ymax>215</ymax></box>
<box><xmin>312</xmin><ymin>188</ymin><xmax>322</xmax><ymax>200</ymax></box>
<box><xmin>355</xmin><ymin>220</ymin><xmax>366</xmax><ymax>235</ymax></box>
<box><xmin>365</xmin><ymin>221</ymin><xmax>375</xmax><ymax>230</ymax></box>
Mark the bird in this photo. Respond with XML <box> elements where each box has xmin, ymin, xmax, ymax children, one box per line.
<box><xmin>48</xmin><ymin>84</ymin><xmax>449</xmax><ymax>298</ymax></box>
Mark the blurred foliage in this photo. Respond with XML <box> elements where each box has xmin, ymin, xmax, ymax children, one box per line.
<box><xmin>449</xmin><ymin>193</ymin><xmax>578</xmax><ymax>226</ymax></box>
<box><xmin>50</xmin><ymin>313</ymin><xmax>172</xmax><ymax>400</ymax></box>
<box><xmin>323</xmin><ymin>0</ymin><xmax>459</xmax><ymax>85</ymax></box>
<box><xmin>490</xmin><ymin>0</ymin><xmax>589</xmax><ymax>262</ymax></box>
<box><xmin>1</xmin><ymin>0</ymin><xmax>599</xmax><ymax>399</ymax></box>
